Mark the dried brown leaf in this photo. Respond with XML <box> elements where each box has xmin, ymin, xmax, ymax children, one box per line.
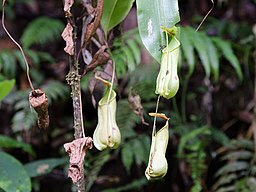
<box><xmin>64</xmin><ymin>137</ymin><xmax>93</xmax><ymax>183</ymax></box>
<box><xmin>83</xmin><ymin>45</ymin><xmax>110</xmax><ymax>75</ymax></box>
<box><xmin>82</xmin><ymin>0</ymin><xmax>104</xmax><ymax>46</ymax></box>
<box><xmin>63</xmin><ymin>0</ymin><xmax>74</xmax><ymax>13</ymax></box>
<box><xmin>29</xmin><ymin>89</ymin><xmax>49</xmax><ymax>129</ymax></box>
<box><xmin>128</xmin><ymin>93</ymin><xmax>149</xmax><ymax>126</ymax></box>
<box><xmin>61</xmin><ymin>22</ymin><xmax>74</xmax><ymax>55</ymax></box>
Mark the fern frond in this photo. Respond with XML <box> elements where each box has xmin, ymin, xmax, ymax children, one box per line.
<box><xmin>21</xmin><ymin>16</ymin><xmax>64</xmax><ymax>48</ymax></box>
<box><xmin>128</xmin><ymin>65</ymin><xmax>158</xmax><ymax>101</ymax></box>
<box><xmin>211</xmin><ymin>138</ymin><xmax>256</xmax><ymax>192</ymax></box>
<box><xmin>211</xmin><ymin>173</ymin><xmax>238</xmax><ymax>191</ymax></box>
<box><xmin>85</xmin><ymin>150</ymin><xmax>110</xmax><ymax>192</ymax></box>
<box><xmin>180</xmin><ymin>26</ymin><xmax>242</xmax><ymax>81</ymax></box>
<box><xmin>212</xmin><ymin>37</ymin><xmax>243</xmax><ymax>81</ymax></box>
<box><xmin>220</xmin><ymin>150</ymin><xmax>253</xmax><ymax>161</ymax></box>
<box><xmin>116</xmin><ymin>99</ymin><xmax>140</xmax><ymax>139</ymax></box>
<box><xmin>0</xmin><ymin>50</ymin><xmax>16</xmax><ymax>78</ymax></box>
<box><xmin>215</xmin><ymin>161</ymin><xmax>249</xmax><ymax>178</ymax></box>
<box><xmin>210</xmin><ymin>127</ymin><xmax>230</xmax><ymax>146</ymax></box>
<box><xmin>12</xmin><ymin>109</ymin><xmax>37</xmax><ymax>132</ymax></box>
<box><xmin>41</xmin><ymin>81</ymin><xmax>70</xmax><ymax>104</ymax></box>
<box><xmin>112</xmin><ymin>29</ymin><xmax>142</xmax><ymax>78</ymax></box>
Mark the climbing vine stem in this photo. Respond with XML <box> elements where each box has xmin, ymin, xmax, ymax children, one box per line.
<box><xmin>2</xmin><ymin>0</ymin><xmax>34</xmax><ymax>92</ymax></box>
<box><xmin>64</xmin><ymin>11</ymin><xmax>86</xmax><ymax>192</ymax></box>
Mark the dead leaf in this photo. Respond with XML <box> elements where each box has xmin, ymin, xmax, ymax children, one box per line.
<box><xmin>61</xmin><ymin>22</ymin><xmax>74</xmax><ymax>55</ymax></box>
<box><xmin>63</xmin><ymin>0</ymin><xmax>74</xmax><ymax>13</ymax></box>
<box><xmin>29</xmin><ymin>89</ymin><xmax>49</xmax><ymax>129</ymax></box>
<box><xmin>64</xmin><ymin>137</ymin><xmax>93</xmax><ymax>183</ymax></box>
<box><xmin>128</xmin><ymin>93</ymin><xmax>149</xmax><ymax>125</ymax></box>
<box><xmin>83</xmin><ymin>45</ymin><xmax>110</xmax><ymax>75</ymax></box>
<box><xmin>82</xmin><ymin>0</ymin><xmax>104</xmax><ymax>46</ymax></box>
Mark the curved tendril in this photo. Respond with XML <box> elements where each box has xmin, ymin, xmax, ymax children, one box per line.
<box><xmin>2</xmin><ymin>0</ymin><xmax>34</xmax><ymax>91</ymax></box>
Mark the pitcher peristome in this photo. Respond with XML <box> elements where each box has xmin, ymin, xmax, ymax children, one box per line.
<box><xmin>145</xmin><ymin>113</ymin><xmax>169</xmax><ymax>180</ymax></box>
<box><xmin>93</xmin><ymin>87</ymin><xmax>121</xmax><ymax>151</ymax></box>
<box><xmin>155</xmin><ymin>28</ymin><xmax>180</xmax><ymax>99</ymax></box>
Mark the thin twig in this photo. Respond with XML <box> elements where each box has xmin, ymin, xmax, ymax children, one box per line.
<box><xmin>195</xmin><ymin>0</ymin><xmax>214</xmax><ymax>31</ymax></box>
<box><xmin>2</xmin><ymin>0</ymin><xmax>34</xmax><ymax>91</ymax></box>
<box><xmin>152</xmin><ymin>95</ymin><xmax>161</xmax><ymax>136</ymax></box>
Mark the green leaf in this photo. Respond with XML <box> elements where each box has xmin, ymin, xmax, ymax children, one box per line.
<box><xmin>25</xmin><ymin>158</ymin><xmax>67</xmax><ymax>177</ymax></box>
<box><xmin>12</xmin><ymin>110</ymin><xmax>37</xmax><ymax>132</ymax></box>
<box><xmin>220</xmin><ymin>151</ymin><xmax>253</xmax><ymax>161</ymax></box>
<box><xmin>212</xmin><ymin>174</ymin><xmax>238</xmax><ymax>191</ymax></box>
<box><xmin>12</xmin><ymin>50</ymin><xmax>27</xmax><ymax>71</ymax></box>
<box><xmin>112</xmin><ymin>29</ymin><xmax>142</xmax><ymax>77</ymax></box>
<box><xmin>0</xmin><ymin>151</ymin><xmax>31</xmax><ymax>192</ymax></box>
<box><xmin>121</xmin><ymin>142</ymin><xmax>134</xmax><ymax>173</ymax></box>
<box><xmin>180</xmin><ymin>27</ymin><xmax>195</xmax><ymax>75</ymax></box>
<box><xmin>212</xmin><ymin>37</ymin><xmax>243</xmax><ymax>81</ymax></box>
<box><xmin>131</xmin><ymin>138</ymin><xmax>148</xmax><ymax>165</ymax></box>
<box><xmin>117</xmin><ymin>100</ymin><xmax>139</xmax><ymax>140</ymax></box>
<box><xmin>114</xmin><ymin>54</ymin><xmax>126</xmax><ymax>78</ymax></box>
<box><xmin>204</xmin><ymin>36</ymin><xmax>219</xmax><ymax>81</ymax></box>
<box><xmin>101</xmin><ymin>0</ymin><xmax>135</xmax><ymax>35</ymax></box>
<box><xmin>0</xmin><ymin>135</ymin><xmax>35</xmax><ymax>156</ymax></box>
<box><xmin>210</xmin><ymin>127</ymin><xmax>229</xmax><ymax>146</ymax></box>
<box><xmin>0</xmin><ymin>51</ymin><xmax>16</xmax><ymax>78</ymax></box>
<box><xmin>21</xmin><ymin>17</ymin><xmax>64</xmax><ymax>48</ymax></box>
<box><xmin>126</xmin><ymin>39</ymin><xmax>141</xmax><ymax>65</ymax></box>
<box><xmin>215</xmin><ymin>186</ymin><xmax>235</xmax><ymax>192</ymax></box>
<box><xmin>0</xmin><ymin>79</ymin><xmax>15</xmax><ymax>102</ymax></box>
<box><xmin>178</xmin><ymin>126</ymin><xmax>210</xmax><ymax>156</ymax></box>
<box><xmin>136</xmin><ymin>0</ymin><xmax>180</xmax><ymax>63</ymax></box>
<box><xmin>187</xmin><ymin>28</ymin><xmax>211</xmax><ymax>77</ymax></box>
<box><xmin>85</xmin><ymin>150</ymin><xmax>110</xmax><ymax>192</ymax></box>
<box><xmin>215</xmin><ymin>161</ymin><xmax>249</xmax><ymax>177</ymax></box>
<box><xmin>123</xmin><ymin>46</ymin><xmax>136</xmax><ymax>71</ymax></box>
<box><xmin>41</xmin><ymin>81</ymin><xmax>69</xmax><ymax>104</ymax></box>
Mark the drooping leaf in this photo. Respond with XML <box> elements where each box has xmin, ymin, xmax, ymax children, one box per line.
<box><xmin>215</xmin><ymin>161</ymin><xmax>249</xmax><ymax>177</ymax></box>
<box><xmin>0</xmin><ymin>151</ymin><xmax>31</xmax><ymax>192</ymax></box>
<box><xmin>0</xmin><ymin>51</ymin><xmax>16</xmax><ymax>78</ymax></box>
<box><xmin>112</xmin><ymin>29</ymin><xmax>142</xmax><ymax>78</ymax></box>
<box><xmin>178</xmin><ymin>126</ymin><xmax>210</xmax><ymax>156</ymax></box>
<box><xmin>204</xmin><ymin>35</ymin><xmax>219</xmax><ymax>81</ymax></box>
<box><xmin>220</xmin><ymin>150</ymin><xmax>253</xmax><ymax>161</ymax></box>
<box><xmin>126</xmin><ymin>39</ymin><xmax>141</xmax><ymax>65</ymax></box>
<box><xmin>210</xmin><ymin>127</ymin><xmax>230</xmax><ymax>146</ymax></box>
<box><xmin>0</xmin><ymin>135</ymin><xmax>35</xmax><ymax>156</ymax></box>
<box><xmin>121</xmin><ymin>142</ymin><xmax>134</xmax><ymax>173</ymax></box>
<box><xmin>225</xmin><ymin>139</ymin><xmax>254</xmax><ymax>151</ymax></box>
<box><xmin>215</xmin><ymin>185</ymin><xmax>236</xmax><ymax>192</ymax></box>
<box><xmin>85</xmin><ymin>150</ymin><xmax>110</xmax><ymax>192</ymax></box>
<box><xmin>117</xmin><ymin>100</ymin><xmax>139</xmax><ymax>140</ymax></box>
<box><xmin>186</xmin><ymin>27</ymin><xmax>211</xmax><ymax>77</ymax></box>
<box><xmin>25</xmin><ymin>158</ymin><xmax>67</xmax><ymax>177</ymax></box>
<box><xmin>12</xmin><ymin>109</ymin><xmax>37</xmax><ymax>132</ymax></box>
<box><xmin>101</xmin><ymin>0</ymin><xmax>135</xmax><ymax>35</ymax></box>
<box><xmin>136</xmin><ymin>0</ymin><xmax>180</xmax><ymax>63</ymax></box>
<box><xmin>212</xmin><ymin>37</ymin><xmax>243</xmax><ymax>81</ymax></box>
<box><xmin>131</xmin><ymin>137</ymin><xmax>148</xmax><ymax>165</ymax></box>
<box><xmin>123</xmin><ymin>46</ymin><xmax>136</xmax><ymax>71</ymax></box>
<box><xmin>41</xmin><ymin>81</ymin><xmax>70</xmax><ymax>104</ymax></box>
<box><xmin>212</xmin><ymin>174</ymin><xmax>238</xmax><ymax>191</ymax></box>
<box><xmin>0</xmin><ymin>79</ymin><xmax>15</xmax><ymax>102</ymax></box>
<box><xmin>180</xmin><ymin>27</ymin><xmax>195</xmax><ymax>75</ymax></box>
<box><xmin>21</xmin><ymin>17</ymin><xmax>64</xmax><ymax>48</ymax></box>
